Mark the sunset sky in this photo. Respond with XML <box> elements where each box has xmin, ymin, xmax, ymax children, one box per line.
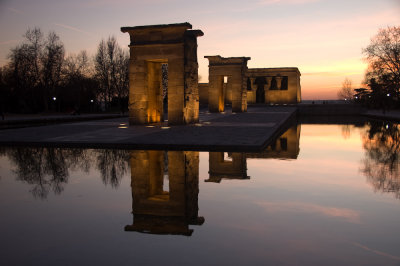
<box><xmin>0</xmin><ymin>0</ymin><xmax>399</xmax><ymax>99</ymax></box>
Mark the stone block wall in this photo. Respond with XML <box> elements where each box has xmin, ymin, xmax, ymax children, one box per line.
<box><xmin>247</xmin><ymin>68</ymin><xmax>301</xmax><ymax>104</ymax></box>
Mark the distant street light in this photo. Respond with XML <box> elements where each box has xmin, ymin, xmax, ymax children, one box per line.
<box><xmin>387</xmin><ymin>93</ymin><xmax>390</xmax><ymax>97</ymax></box>
<box><xmin>90</xmin><ymin>99</ymin><xmax>94</xmax><ymax>103</ymax></box>
<box><xmin>53</xmin><ymin>97</ymin><xmax>56</xmax><ymax>101</ymax></box>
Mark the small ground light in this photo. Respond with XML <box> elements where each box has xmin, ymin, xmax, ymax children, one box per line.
<box><xmin>387</xmin><ymin>93</ymin><xmax>390</xmax><ymax>96</ymax></box>
<box><xmin>53</xmin><ymin>97</ymin><xmax>56</xmax><ymax>101</ymax></box>
<box><xmin>90</xmin><ymin>99</ymin><xmax>94</xmax><ymax>103</ymax></box>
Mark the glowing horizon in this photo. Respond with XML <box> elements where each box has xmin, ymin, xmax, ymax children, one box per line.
<box><xmin>0</xmin><ymin>0</ymin><xmax>399</xmax><ymax>100</ymax></box>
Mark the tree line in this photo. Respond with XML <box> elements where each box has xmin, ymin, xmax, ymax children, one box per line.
<box><xmin>0</xmin><ymin>27</ymin><xmax>129</xmax><ymax>114</ymax></box>
<box><xmin>338</xmin><ymin>26</ymin><xmax>400</xmax><ymax>110</ymax></box>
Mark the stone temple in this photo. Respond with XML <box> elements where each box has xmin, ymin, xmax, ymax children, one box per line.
<box><xmin>122</xmin><ymin>22</ymin><xmax>301</xmax><ymax>125</ymax></box>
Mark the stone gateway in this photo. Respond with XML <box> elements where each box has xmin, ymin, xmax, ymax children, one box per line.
<box><xmin>121</xmin><ymin>23</ymin><xmax>203</xmax><ymax>125</ymax></box>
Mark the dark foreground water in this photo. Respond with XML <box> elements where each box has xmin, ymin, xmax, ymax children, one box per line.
<box><xmin>1</xmin><ymin>122</ymin><xmax>400</xmax><ymax>265</ymax></box>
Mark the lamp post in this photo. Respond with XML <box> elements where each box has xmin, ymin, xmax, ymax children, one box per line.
<box><xmin>52</xmin><ymin>97</ymin><xmax>57</xmax><ymax>112</ymax></box>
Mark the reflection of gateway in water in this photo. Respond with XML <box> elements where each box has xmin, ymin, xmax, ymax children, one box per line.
<box><xmin>206</xmin><ymin>125</ymin><xmax>301</xmax><ymax>183</ymax></box>
<box><xmin>125</xmin><ymin>150</ymin><xmax>204</xmax><ymax>236</ymax></box>
<box><xmin>207</xmin><ymin>152</ymin><xmax>249</xmax><ymax>183</ymax></box>
<box><xmin>246</xmin><ymin>124</ymin><xmax>301</xmax><ymax>160</ymax></box>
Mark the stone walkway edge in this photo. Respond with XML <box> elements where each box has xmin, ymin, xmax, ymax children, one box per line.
<box><xmin>0</xmin><ymin>107</ymin><xmax>297</xmax><ymax>152</ymax></box>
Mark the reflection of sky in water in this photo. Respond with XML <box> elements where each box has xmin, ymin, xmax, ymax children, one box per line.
<box><xmin>0</xmin><ymin>124</ymin><xmax>400</xmax><ymax>265</ymax></box>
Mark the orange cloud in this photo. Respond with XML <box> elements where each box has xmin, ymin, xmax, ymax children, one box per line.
<box><xmin>256</xmin><ymin>201</ymin><xmax>361</xmax><ymax>223</ymax></box>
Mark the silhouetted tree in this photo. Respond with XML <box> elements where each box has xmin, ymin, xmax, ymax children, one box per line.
<box><xmin>113</xmin><ymin>47</ymin><xmax>129</xmax><ymax>114</ymax></box>
<box><xmin>8</xmin><ymin>28</ymin><xmax>43</xmax><ymax>112</ymax></box>
<box><xmin>94</xmin><ymin>36</ymin><xmax>129</xmax><ymax>112</ymax></box>
<box><xmin>353</xmin><ymin>87</ymin><xmax>369</xmax><ymax>105</ymax></box>
<box><xmin>7</xmin><ymin>28</ymin><xmax>65</xmax><ymax>112</ymax></box>
<box><xmin>42</xmin><ymin>31</ymin><xmax>65</xmax><ymax>111</ymax></box>
<box><xmin>0</xmin><ymin>66</ymin><xmax>11</xmax><ymax>118</ymax></box>
<box><xmin>337</xmin><ymin>77</ymin><xmax>354</xmax><ymax>100</ymax></box>
<box><xmin>62</xmin><ymin>51</ymin><xmax>98</xmax><ymax>112</ymax></box>
<box><xmin>363</xmin><ymin>26</ymin><xmax>400</xmax><ymax>108</ymax></box>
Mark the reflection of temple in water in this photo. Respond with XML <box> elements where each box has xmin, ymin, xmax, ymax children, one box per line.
<box><xmin>125</xmin><ymin>150</ymin><xmax>204</xmax><ymax>236</ymax></box>
<box><xmin>206</xmin><ymin>152</ymin><xmax>249</xmax><ymax>183</ymax></box>
<box><xmin>206</xmin><ymin>125</ymin><xmax>300</xmax><ymax>182</ymax></box>
<box><xmin>246</xmin><ymin>124</ymin><xmax>301</xmax><ymax>160</ymax></box>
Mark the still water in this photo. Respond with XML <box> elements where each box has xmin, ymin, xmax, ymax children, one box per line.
<box><xmin>1</xmin><ymin>122</ymin><xmax>400</xmax><ymax>265</ymax></box>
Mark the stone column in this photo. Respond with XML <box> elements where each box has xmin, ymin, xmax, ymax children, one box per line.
<box><xmin>250</xmin><ymin>77</ymin><xmax>256</xmax><ymax>91</ymax></box>
<box><xmin>168</xmin><ymin>57</ymin><xmax>185</xmax><ymax>125</ymax></box>
<box><xmin>231</xmin><ymin>75</ymin><xmax>244</xmax><ymax>112</ymax></box>
<box><xmin>276</xmin><ymin>75</ymin><xmax>282</xmax><ymax>90</ymax></box>
<box><xmin>208</xmin><ymin>75</ymin><xmax>224</xmax><ymax>112</ymax></box>
<box><xmin>265</xmin><ymin>77</ymin><xmax>272</xmax><ymax>89</ymax></box>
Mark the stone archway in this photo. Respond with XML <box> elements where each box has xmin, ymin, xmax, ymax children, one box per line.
<box><xmin>205</xmin><ymin>56</ymin><xmax>250</xmax><ymax>113</ymax></box>
<box><xmin>121</xmin><ymin>23</ymin><xmax>203</xmax><ymax>125</ymax></box>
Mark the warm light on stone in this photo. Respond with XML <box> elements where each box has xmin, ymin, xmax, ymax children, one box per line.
<box><xmin>247</xmin><ymin>68</ymin><xmax>301</xmax><ymax>104</ymax></box>
<box><xmin>205</xmin><ymin>56</ymin><xmax>250</xmax><ymax>113</ymax></box>
<box><xmin>121</xmin><ymin>23</ymin><xmax>203</xmax><ymax>126</ymax></box>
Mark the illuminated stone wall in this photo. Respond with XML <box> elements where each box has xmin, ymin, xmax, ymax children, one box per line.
<box><xmin>247</xmin><ymin>68</ymin><xmax>301</xmax><ymax>104</ymax></box>
<box><xmin>205</xmin><ymin>56</ymin><xmax>250</xmax><ymax>113</ymax></box>
<box><xmin>121</xmin><ymin>23</ymin><xmax>203</xmax><ymax>125</ymax></box>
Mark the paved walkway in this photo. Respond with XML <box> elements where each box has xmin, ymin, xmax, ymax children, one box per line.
<box><xmin>0</xmin><ymin>106</ymin><xmax>297</xmax><ymax>152</ymax></box>
<box><xmin>0</xmin><ymin>113</ymin><xmax>126</xmax><ymax>129</ymax></box>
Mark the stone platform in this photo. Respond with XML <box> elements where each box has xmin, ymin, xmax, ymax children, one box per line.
<box><xmin>0</xmin><ymin>107</ymin><xmax>297</xmax><ymax>152</ymax></box>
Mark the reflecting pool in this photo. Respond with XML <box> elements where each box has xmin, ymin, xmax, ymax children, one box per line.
<box><xmin>1</xmin><ymin>123</ymin><xmax>400</xmax><ymax>265</ymax></box>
